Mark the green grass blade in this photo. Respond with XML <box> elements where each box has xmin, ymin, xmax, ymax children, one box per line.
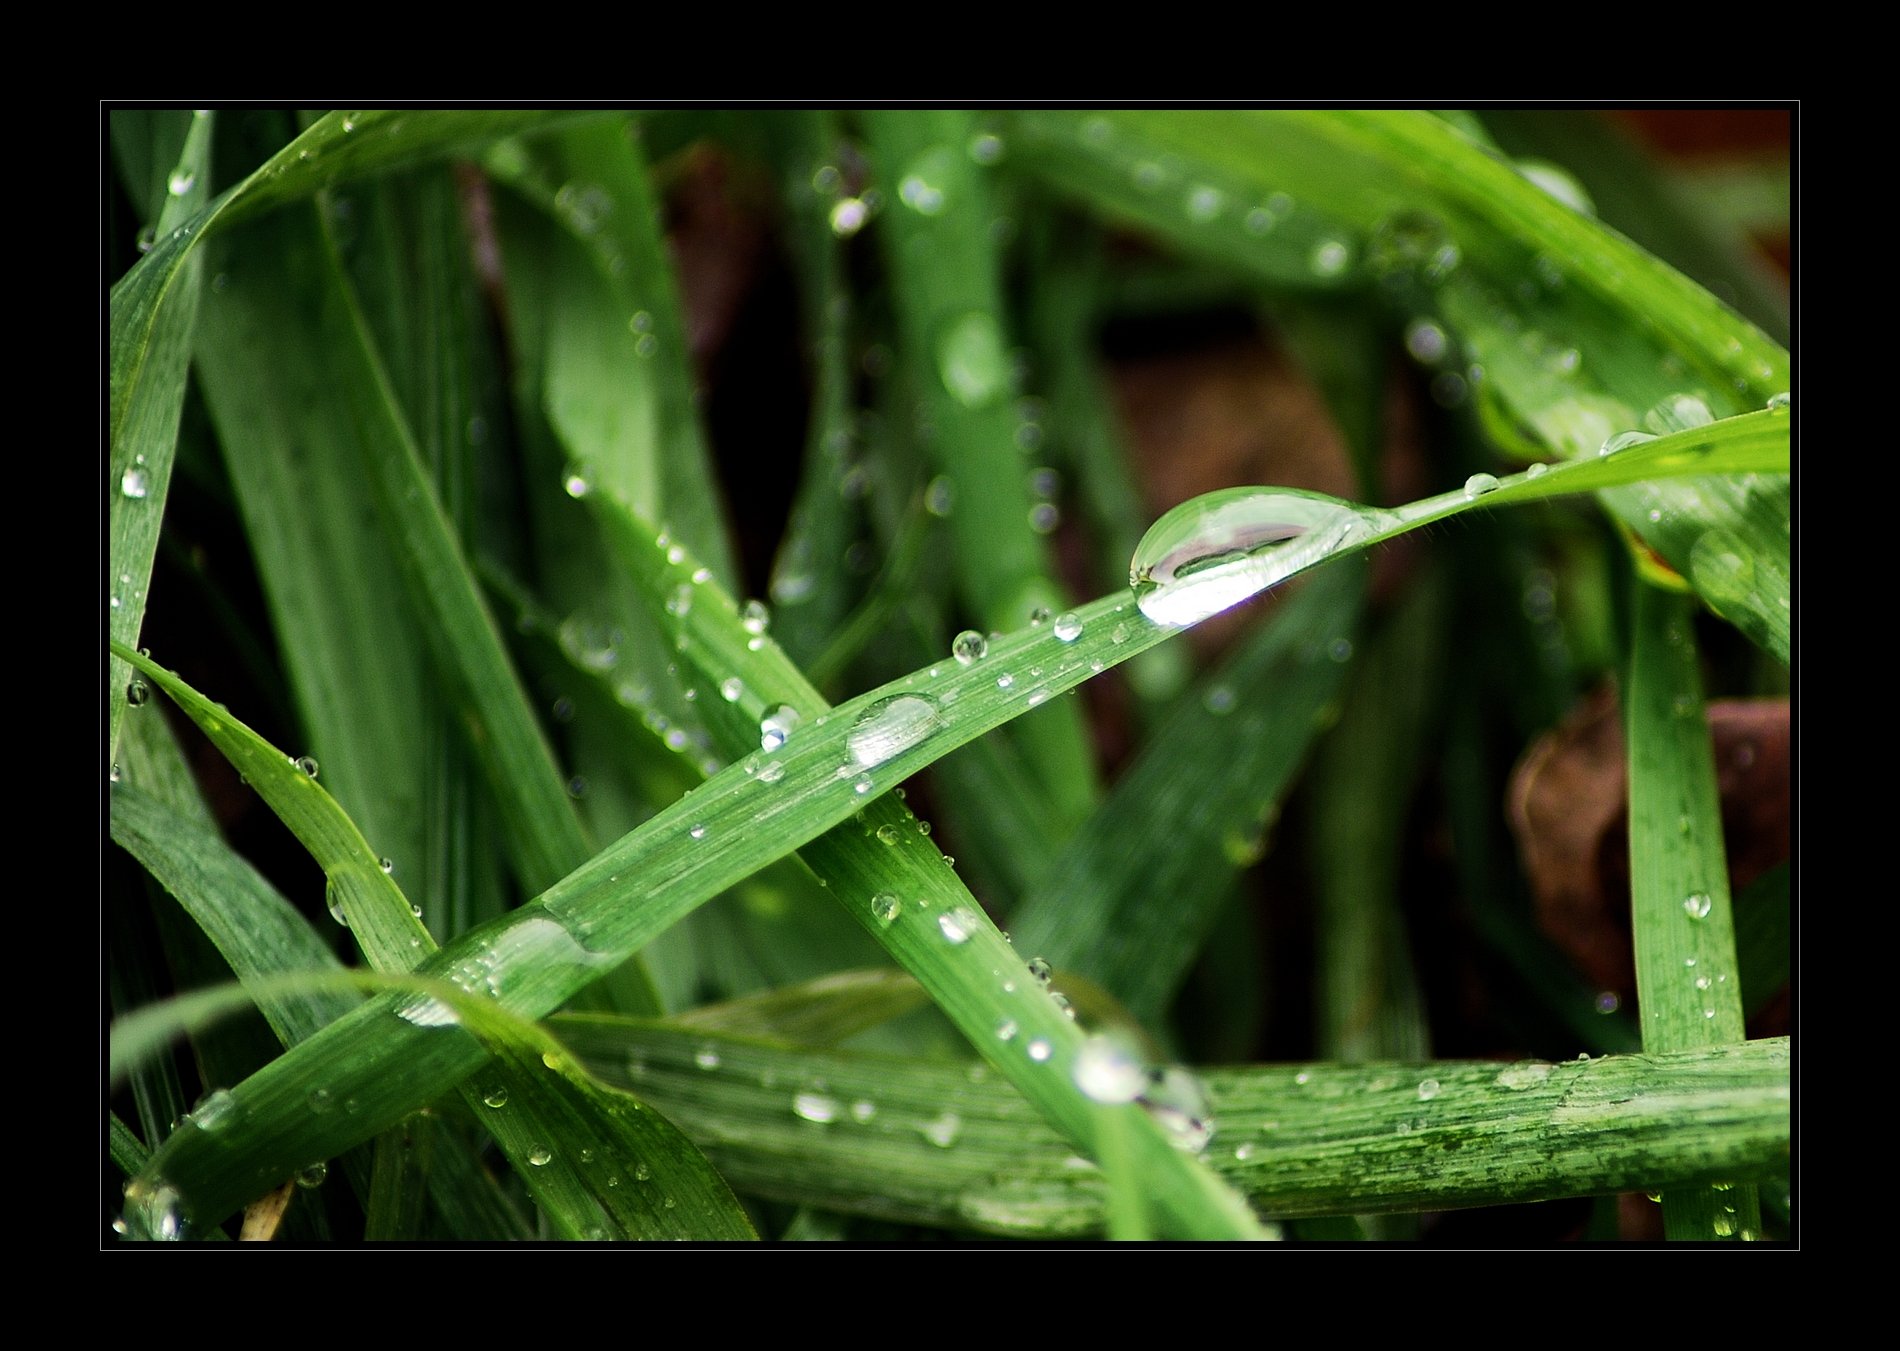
<box><xmin>108</xmin><ymin>109</ymin><xmax>212</xmax><ymax>766</ymax></box>
<box><xmin>863</xmin><ymin>109</ymin><xmax>1101</xmax><ymax>831</ymax></box>
<box><xmin>1010</xmin><ymin>110</ymin><xmax>1791</xmax><ymax>663</ymax></box>
<box><xmin>1309</xmin><ymin>566</ymin><xmax>1448</xmax><ymax>1066</ymax></box>
<box><xmin>112</xmin><ymin>435</ymin><xmax>1766</xmax><ymax>1235</ymax></box>
<box><xmin>113</xmin><ymin>971</ymin><xmax>755</xmax><ymax>1241</ymax></box>
<box><xmin>1009</xmin><ymin>561</ymin><xmax>1366</xmax><ymax>1025</ymax></box>
<box><xmin>1626</xmin><ymin>583</ymin><xmax>1764</xmax><ymax>1241</ymax></box>
<box><xmin>1481</xmin><ymin>111</ymin><xmax>1788</xmax><ymax>345</ymax></box>
<box><xmin>758</xmin><ymin>111</ymin><xmax>864</xmax><ymax>669</ymax></box>
<box><xmin>110</xmin><ymin>783</ymin><xmax>359</xmax><ymax>1047</ymax></box>
<box><xmin>558</xmin><ymin>1020</ymin><xmax>1789</xmax><ymax>1232</ymax></box>
<box><xmin>486</xmin><ymin>118</ymin><xmax>738</xmax><ymax>583</ymax></box>
<box><xmin>669</xmin><ymin>969</ymin><xmax>930</xmax><ymax>1046</ymax></box>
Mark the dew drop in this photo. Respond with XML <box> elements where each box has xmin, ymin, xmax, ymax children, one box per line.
<box><xmin>527</xmin><ymin>1146</ymin><xmax>552</xmax><ymax>1167</ymax></box>
<box><xmin>921</xmin><ymin>1111</ymin><xmax>962</xmax><ymax>1148</ymax></box>
<box><xmin>851</xmin><ymin>1099</ymin><xmax>877</xmax><ymax>1123</ymax></box>
<box><xmin>1684</xmin><ymin>892</ymin><xmax>1713</xmax><ymax>921</ymax></box>
<box><xmin>824</xmin><ymin>198</ymin><xmax>870</xmax><ymax>235</ymax></box>
<box><xmin>952</xmin><ymin>629</ymin><xmax>989</xmax><ymax>664</ymax></box>
<box><xmin>694</xmin><ymin>1046</ymin><xmax>721</xmax><ymax>1070</ymax></box>
<box><xmin>996</xmin><ymin>1017</ymin><xmax>1018</xmax><ymax>1041</ymax></box>
<box><xmin>1142</xmin><ymin>1067</ymin><xmax>1215</xmax><ymax>1153</ymax></box>
<box><xmin>1416</xmin><ymin>1078</ymin><xmax>1440</xmax><ymax>1102</ymax></box>
<box><xmin>848</xmin><ymin>693</ymin><xmax>941</xmax><ymax>768</ymax></box>
<box><xmin>563</xmin><ymin>472</ymin><xmax>590</xmax><ymax>499</ymax></box>
<box><xmin>1599</xmin><ymin>430</ymin><xmax>1657</xmax><ymax>457</ymax></box>
<box><xmin>793</xmin><ymin>1092</ymin><xmax>840</xmax><ymax>1124</ymax></box>
<box><xmin>968</xmin><ymin>131</ymin><xmax>1004</xmax><ymax>164</ymax></box>
<box><xmin>125</xmin><ymin>678</ymin><xmax>149</xmax><ymax>707</ymax></box>
<box><xmin>1129</xmin><ymin>488</ymin><xmax>1386</xmax><ymax>627</ymax></box>
<box><xmin>296</xmin><ymin>1161</ymin><xmax>329</xmax><ymax>1189</ymax></box>
<box><xmin>1766</xmin><ymin>391</ymin><xmax>1791</xmax><ymax>411</ymax></box>
<box><xmin>1310</xmin><ymin>239</ymin><xmax>1351</xmax><ymax>276</ymax></box>
<box><xmin>1463</xmin><ymin>472</ymin><xmax>1500</xmax><ymax>498</ymax></box>
<box><xmin>740</xmin><ymin>599</ymin><xmax>771</xmax><ymax>635</ymax></box>
<box><xmin>1027</xmin><ymin>1038</ymin><xmax>1053</xmax><ymax>1062</ymax></box>
<box><xmin>483</xmin><ymin>1086</ymin><xmax>509</xmax><ymax>1109</ymax></box>
<box><xmin>296</xmin><ymin>755</ymin><xmax>319</xmax><ymax>779</ymax></box>
<box><xmin>1186</xmin><ymin>184</ymin><xmax>1225</xmax><ymax>222</ymax></box>
<box><xmin>1405</xmin><ymin>320</ymin><xmax>1448</xmax><ymax>364</ymax></box>
<box><xmin>870</xmin><ymin>892</ymin><xmax>901</xmax><ymax>925</ymax></box>
<box><xmin>1073</xmin><ymin>1034</ymin><xmax>1147</xmax><ymax>1104</ymax></box>
<box><xmin>1026</xmin><ymin>956</ymin><xmax>1053</xmax><ymax>985</ymax></box>
<box><xmin>938</xmin><ymin>907</ymin><xmax>977</xmax><ymax>944</ymax></box>
<box><xmin>719</xmin><ymin>676</ymin><xmax>745</xmax><ymax>704</ymax></box>
<box><xmin>760</xmin><ymin>705</ymin><xmax>802</xmax><ymax>752</ymax></box>
<box><xmin>120</xmin><ymin>467</ymin><xmax>150</xmax><ymax>499</ymax></box>
<box><xmin>1595</xmin><ymin>991</ymin><xmax>1620</xmax><ymax>1014</ymax></box>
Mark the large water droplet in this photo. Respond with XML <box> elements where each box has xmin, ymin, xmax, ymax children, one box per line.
<box><xmin>1073</xmin><ymin>1034</ymin><xmax>1147</xmax><ymax>1104</ymax></box>
<box><xmin>936</xmin><ymin>311</ymin><xmax>1011</xmax><ymax>409</ymax></box>
<box><xmin>870</xmin><ymin>892</ymin><xmax>901</xmax><ymax>926</ymax></box>
<box><xmin>847</xmin><ymin>693</ymin><xmax>941</xmax><ymax>769</ymax></box>
<box><xmin>1129</xmin><ymin>488</ymin><xmax>1385</xmax><ymax>627</ymax></box>
<box><xmin>1464</xmin><ymin>472</ymin><xmax>1500</xmax><ymax>498</ymax></box>
<box><xmin>126</xmin><ymin>678</ymin><xmax>149</xmax><ymax>707</ymax></box>
<box><xmin>120</xmin><ymin>467</ymin><xmax>149</xmax><ymax>499</ymax></box>
<box><xmin>1684</xmin><ymin>892</ymin><xmax>1714</xmax><ymax>920</ymax></box>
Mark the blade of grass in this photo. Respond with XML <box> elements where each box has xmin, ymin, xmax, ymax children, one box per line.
<box><xmin>759</xmin><ymin>111</ymin><xmax>866</xmax><ymax>669</ymax></box>
<box><xmin>863</xmin><ymin>109</ymin><xmax>1101</xmax><ymax>832</ymax></box>
<box><xmin>110</xmin><ymin>112</ymin><xmax>591</xmax><ymax>767</ymax></box>
<box><xmin>1626</xmin><ymin>582</ymin><xmax>1764</xmax><ymax>1241</ymax></box>
<box><xmin>1309</xmin><ymin>563</ymin><xmax>1447</xmax><ymax>1067</ymax></box>
<box><xmin>112</xmin><ymin>971</ymin><xmax>755</xmax><ymax>1240</ymax></box>
<box><xmin>1009</xmin><ymin>109</ymin><xmax>1792</xmax><ymax>663</ymax></box>
<box><xmin>108</xmin><ymin>109</ymin><xmax>212</xmax><ymax>766</ymax></box>
<box><xmin>112</xmin><ymin>425</ymin><xmax>1777</xmax><ymax>1233</ymax></box>
<box><xmin>557</xmin><ymin>1018</ymin><xmax>1790</xmax><ymax>1232</ymax></box>
<box><xmin>1009</xmin><ymin>560</ymin><xmax>1367</xmax><ymax>1026</ymax></box>
<box><xmin>110</xmin><ymin>649</ymin><xmax>735</xmax><ymax>1240</ymax></box>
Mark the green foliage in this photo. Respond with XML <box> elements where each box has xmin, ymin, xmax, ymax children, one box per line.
<box><xmin>107</xmin><ymin>108</ymin><xmax>1791</xmax><ymax>1243</ymax></box>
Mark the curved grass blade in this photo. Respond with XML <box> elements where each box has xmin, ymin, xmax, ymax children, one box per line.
<box><xmin>110</xmin><ymin>113</ymin><xmax>591</xmax><ymax>760</ymax></box>
<box><xmin>1626</xmin><ymin>583</ymin><xmax>1764</xmax><ymax>1241</ymax></box>
<box><xmin>112</xmin><ymin>972</ymin><xmax>755</xmax><ymax>1241</ymax></box>
<box><xmin>108</xmin><ymin>109</ymin><xmax>212</xmax><ymax>766</ymax></box>
<box><xmin>111</xmin><ymin>648</ymin><xmax>737</xmax><ymax>1240</ymax></box>
<box><xmin>111</xmin><ymin>424</ymin><xmax>1776</xmax><ymax>1233</ymax></box>
<box><xmin>1009</xmin><ymin>110</ymin><xmax>1791</xmax><ymax>663</ymax></box>
<box><xmin>558</xmin><ymin>1019</ymin><xmax>1790</xmax><ymax>1233</ymax></box>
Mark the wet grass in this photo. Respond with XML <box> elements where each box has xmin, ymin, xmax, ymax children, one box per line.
<box><xmin>107</xmin><ymin>107</ymin><xmax>1792</xmax><ymax>1243</ymax></box>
